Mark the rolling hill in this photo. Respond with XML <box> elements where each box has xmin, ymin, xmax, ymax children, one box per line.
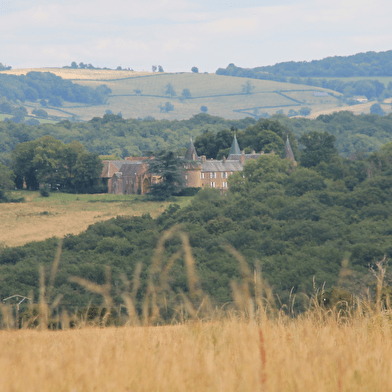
<box><xmin>1</xmin><ymin>68</ymin><xmax>344</xmax><ymax>121</ymax></box>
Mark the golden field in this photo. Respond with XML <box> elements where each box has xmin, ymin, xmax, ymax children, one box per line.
<box><xmin>0</xmin><ymin>191</ymin><xmax>191</xmax><ymax>247</ymax></box>
<box><xmin>0</xmin><ymin>315</ymin><xmax>391</xmax><ymax>392</ymax></box>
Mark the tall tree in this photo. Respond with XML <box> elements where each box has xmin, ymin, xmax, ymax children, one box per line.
<box><xmin>299</xmin><ymin>131</ymin><xmax>338</xmax><ymax>167</ymax></box>
<box><xmin>147</xmin><ymin>150</ymin><xmax>185</xmax><ymax>200</ymax></box>
<box><xmin>0</xmin><ymin>162</ymin><xmax>14</xmax><ymax>201</ymax></box>
<box><xmin>11</xmin><ymin>136</ymin><xmax>103</xmax><ymax>193</ymax></box>
<box><xmin>165</xmin><ymin>83</ymin><xmax>176</xmax><ymax>97</ymax></box>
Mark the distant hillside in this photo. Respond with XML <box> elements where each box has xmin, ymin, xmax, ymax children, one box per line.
<box><xmin>218</xmin><ymin>50</ymin><xmax>392</xmax><ymax>78</ymax></box>
<box><xmin>0</xmin><ymin>68</ymin><xmax>343</xmax><ymax>121</ymax></box>
<box><xmin>216</xmin><ymin>51</ymin><xmax>392</xmax><ymax>109</ymax></box>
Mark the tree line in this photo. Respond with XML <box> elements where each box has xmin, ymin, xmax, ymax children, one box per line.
<box><xmin>217</xmin><ymin>51</ymin><xmax>392</xmax><ymax>78</ymax></box>
<box><xmin>8</xmin><ymin>136</ymin><xmax>104</xmax><ymax>194</ymax></box>
<box><xmin>0</xmin><ymin>72</ymin><xmax>111</xmax><ymax>106</ymax></box>
<box><xmin>1</xmin><ymin>112</ymin><xmax>392</xmax><ymax>168</ymax></box>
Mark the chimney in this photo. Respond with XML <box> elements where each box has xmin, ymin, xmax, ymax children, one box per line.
<box><xmin>240</xmin><ymin>150</ymin><xmax>245</xmax><ymax>165</ymax></box>
<box><xmin>260</xmin><ymin>151</ymin><xmax>264</xmax><ymax>155</ymax></box>
<box><xmin>192</xmin><ymin>152</ymin><xmax>196</xmax><ymax>161</ymax></box>
<box><xmin>201</xmin><ymin>155</ymin><xmax>206</xmax><ymax>163</ymax></box>
<box><xmin>223</xmin><ymin>156</ymin><xmax>226</xmax><ymax>163</ymax></box>
<box><xmin>251</xmin><ymin>150</ymin><xmax>255</xmax><ymax>154</ymax></box>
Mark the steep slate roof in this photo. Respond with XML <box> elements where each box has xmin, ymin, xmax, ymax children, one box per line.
<box><xmin>119</xmin><ymin>162</ymin><xmax>144</xmax><ymax>178</ymax></box>
<box><xmin>283</xmin><ymin>135</ymin><xmax>295</xmax><ymax>161</ymax></box>
<box><xmin>184</xmin><ymin>137</ymin><xmax>199</xmax><ymax>160</ymax></box>
<box><xmin>229</xmin><ymin>134</ymin><xmax>241</xmax><ymax>156</ymax></box>
<box><xmin>102</xmin><ymin>160</ymin><xmax>137</xmax><ymax>178</ymax></box>
<box><xmin>201</xmin><ymin>160</ymin><xmax>243</xmax><ymax>172</ymax></box>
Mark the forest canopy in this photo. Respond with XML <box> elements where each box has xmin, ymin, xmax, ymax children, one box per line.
<box><xmin>1</xmin><ymin>112</ymin><xmax>391</xmax><ymax>167</ymax></box>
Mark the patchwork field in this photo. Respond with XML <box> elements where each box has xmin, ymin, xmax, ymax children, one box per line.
<box><xmin>0</xmin><ymin>192</ymin><xmax>192</xmax><ymax>247</ymax></box>
<box><xmin>1</xmin><ymin>68</ymin><xmax>345</xmax><ymax>121</ymax></box>
<box><xmin>0</xmin><ymin>315</ymin><xmax>391</xmax><ymax>392</ymax></box>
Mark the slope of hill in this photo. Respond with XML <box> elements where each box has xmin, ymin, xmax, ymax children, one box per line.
<box><xmin>253</xmin><ymin>50</ymin><xmax>392</xmax><ymax>77</ymax></box>
<box><xmin>0</xmin><ymin>68</ymin><xmax>343</xmax><ymax>121</ymax></box>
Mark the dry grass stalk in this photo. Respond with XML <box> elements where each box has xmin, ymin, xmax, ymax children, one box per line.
<box><xmin>0</xmin><ymin>304</ymin><xmax>14</xmax><ymax>330</ymax></box>
<box><xmin>47</xmin><ymin>239</ymin><xmax>63</xmax><ymax>301</ymax></box>
<box><xmin>370</xmin><ymin>255</ymin><xmax>388</xmax><ymax>313</ymax></box>
<box><xmin>39</xmin><ymin>265</ymin><xmax>48</xmax><ymax>330</ymax></box>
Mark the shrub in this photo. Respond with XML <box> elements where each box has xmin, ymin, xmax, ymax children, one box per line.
<box><xmin>40</xmin><ymin>184</ymin><xmax>50</xmax><ymax>197</ymax></box>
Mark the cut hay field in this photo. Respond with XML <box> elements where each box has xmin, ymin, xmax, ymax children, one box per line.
<box><xmin>1</xmin><ymin>68</ymin><xmax>344</xmax><ymax>121</ymax></box>
<box><xmin>0</xmin><ymin>316</ymin><xmax>391</xmax><ymax>392</ymax></box>
<box><xmin>0</xmin><ymin>191</ymin><xmax>192</xmax><ymax>247</ymax></box>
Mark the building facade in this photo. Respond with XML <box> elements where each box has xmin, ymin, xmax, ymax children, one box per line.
<box><xmin>101</xmin><ymin>157</ymin><xmax>159</xmax><ymax>195</ymax></box>
<box><xmin>102</xmin><ymin>135</ymin><xmax>296</xmax><ymax>194</ymax></box>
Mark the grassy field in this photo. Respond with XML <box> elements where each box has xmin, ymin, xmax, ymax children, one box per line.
<box><xmin>0</xmin><ymin>315</ymin><xmax>391</xmax><ymax>392</ymax></box>
<box><xmin>1</xmin><ymin>68</ymin><xmax>345</xmax><ymax>121</ymax></box>
<box><xmin>0</xmin><ymin>113</ymin><xmax>58</xmax><ymax>124</ymax></box>
<box><xmin>0</xmin><ymin>191</ymin><xmax>192</xmax><ymax>247</ymax></box>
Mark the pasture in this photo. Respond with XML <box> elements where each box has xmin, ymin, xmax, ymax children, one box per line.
<box><xmin>0</xmin><ymin>191</ymin><xmax>192</xmax><ymax>247</ymax></box>
<box><xmin>2</xmin><ymin>68</ymin><xmax>344</xmax><ymax>121</ymax></box>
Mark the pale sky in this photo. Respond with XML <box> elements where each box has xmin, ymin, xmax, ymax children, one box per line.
<box><xmin>1</xmin><ymin>0</ymin><xmax>391</xmax><ymax>72</ymax></box>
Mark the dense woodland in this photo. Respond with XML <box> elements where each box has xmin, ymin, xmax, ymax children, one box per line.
<box><xmin>0</xmin><ymin>114</ymin><xmax>256</xmax><ymax>164</ymax></box>
<box><xmin>1</xmin><ymin>112</ymin><xmax>392</xmax><ymax>167</ymax></box>
<box><xmin>1</xmin><ymin>124</ymin><xmax>392</xmax><ymax>316</ymax></box>
<box><xmin>0</xmin><ymin>72</ymin><xmax>111</xmax><ymax>106</ymax></box>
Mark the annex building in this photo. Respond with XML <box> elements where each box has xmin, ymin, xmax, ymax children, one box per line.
<box><xmin>102</xmin><ymin>135</ymin><xmax>295</xmax><ymax>194</ymax></box>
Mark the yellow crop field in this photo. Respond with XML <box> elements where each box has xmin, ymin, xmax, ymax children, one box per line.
<box><xmin>0</xmin><ymin>68</ymin><xmax>151</xmax><ymax>80</ymax></box>
<box><xmin>0</xmin><ymin>314</ymin><xmax>391</xmax><ymax>392</ymax></box>
<box><xmin>0</xmin><ymin>192</ymin><xmax>192</xmax><ymax>247</ymax></box>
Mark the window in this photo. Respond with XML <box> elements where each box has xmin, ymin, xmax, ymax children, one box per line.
<box><xmin>223</xmin><ymin>181</ymin><xmax>227</xmax><ymax>188</ymax></box>
<box><xmin>201</xmin><ymin>172</ymin><xmax>205</xmax><ymax>179</ymax></box>
<box><xmin>210</xmin><ymin>172</ymin><xmax>216</xmax><ymax>179</ymax></box>
<box><xmin>221</xmin><ymin>172</ymin><xmax>228</xmax><ymax>178</ymax></box>
<box><xmin>210</xmin><ymin>182</ymin><xmax>216</xmax><ymax>188</ymax></box>
<box><xmin>185</xmin><ymin>175</ymin><xmax>188</xmax><ymax>180</ymax></box>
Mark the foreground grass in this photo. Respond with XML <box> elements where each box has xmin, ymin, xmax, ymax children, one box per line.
<box><xmin>0</xmin><ymin>315</ymin><xmax>391</xmax><ymax>392</ymax></box>
<box><xmin>0</xmin><ymin>191</ymin><xmax>192</xmax><ymax>247</ymax></box>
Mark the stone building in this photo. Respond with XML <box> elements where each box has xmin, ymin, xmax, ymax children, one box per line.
<box><xmin>101</xmin><ymin>157</ymin><xmax>159</xmax><ymax>195</ymax></box>
<box><xmin>102</xmin><ymin>134</ymin><xmax>296</xmax><ymax>194</ymax></box>
<box><xmin>182</xmin><ymin>135</ymin><xmax>291</xmax><ymax>191</ymax></box>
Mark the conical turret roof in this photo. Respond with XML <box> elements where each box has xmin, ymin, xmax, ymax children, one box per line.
<box><xmin>185</xmin><ymin>137</ymin><xmax>198</xmax><ymax>160</ymax></box>
<box><xmin>283</xmin><ymin>135</ymin><xmax>295</xmax><ymax>161</ymax></box>
<box><xmin>229</xmin><ymin>134</ymin><xmax>241</xmax><ymax>155</ymax></box>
